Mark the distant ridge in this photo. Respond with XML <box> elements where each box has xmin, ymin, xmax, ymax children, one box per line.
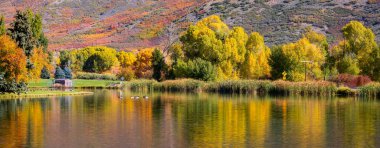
<box><xmin>0</xmin><ymin>0</ymin><xmax>378</xmax><ymax>50</ymax></box>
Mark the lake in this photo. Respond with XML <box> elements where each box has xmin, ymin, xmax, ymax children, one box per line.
<box><xmin>0</xmin><ymin>90</ymin><xmax>380</xmax><ymax>147</ymax></box>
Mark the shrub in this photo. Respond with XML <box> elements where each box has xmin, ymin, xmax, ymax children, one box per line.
<box><xmin>336</xmin><ymin>86</ymin><xmax>356</xmax><ymax>97</ymax></box>
<box><xmin>173</xmin><ymin>58</ymin><xmax>217</xmax><ymax>81</ymax></box>
<box><xmin>75</xmin><ymin>72</ymin><xmax>117</xmax><ymax>80</ymax></box>
<box><xmin>0</xmin><ymin>73</ymin><xmax>27</xmax><ymax>94</ymax></box>
<box><xmin>0</xmin><ymin>80</ymin><xmax>27</xmax><ymax>94</ymax></box>
<box><xmin>331</xmin><ymin>74</ymin><xmax>372</xmax><ymax>88</ymax></box>
<box><xmin>117</xmin><ymin>67</ymin><xmax>135</xmax><ymax>81</ymax></box>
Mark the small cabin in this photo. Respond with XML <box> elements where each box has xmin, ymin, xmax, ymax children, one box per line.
<box><xmin>53</xmin><ymin>79</ymin><xmax>73</xmax><ymax>88</ymax></box>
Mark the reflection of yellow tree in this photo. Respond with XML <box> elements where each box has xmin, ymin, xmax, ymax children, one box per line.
<box><xmin>0</xmin><ymin>100</ymin><xmax>45</xmax><ymax>148</ymax></box>
<box><xmin>285</xmin><ymin>99</ymin><xmax>326</xmax><ymax>147</ymax></box>
<box><xmin>340</xmin><ymin>102</ymin><xmax>377</xmax><ymax>147</ymax></box>
<box><xmin>223</xmin><ymin>100</ymin><xmax>246</xmax><ymax>147</ymax></box>
<box><xmin>189</xmin><ymin>99</ymin><xmax>247</xmax><ymax>147</ymax></box>
<box><xmin>139</xmin><ymin>99</ymin><xmax>153</xmax><ymax>147</ymax></box>
<box><xmin>247</xmin><ymin>100</ymin><xmax>271</xmax><ymax>147</ymax></box>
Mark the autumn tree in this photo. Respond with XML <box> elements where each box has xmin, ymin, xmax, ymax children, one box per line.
<box><xmin>62</xmin><ymin>46</ymin><xmax>118</xmax><ymax>73</ymax></box>
<box><xmin>59</xmin><ymin>50</ymin><xmax>72</xmax><ymax>68</ymax></box>
<box><xmin>83</xmin><ymin>51</ymin><xmax>118</xmax><ymax>73</ymax></box>
<box><xmin>271</xmin><ymin>37</ymin><xmax>326</xmax><ymax>81</ymax></box>
<box><xmin>217</xmin><ymin>27</ymin><xmax>249</xmax><ymax>80</ymax></box>
<box><xmin>226</xmin><ymin>27</ymin><xmax>248</xmax><ymax>65</ymax></box>
<box><xmin>167</xmin><ymin>42</ymin><xmax>184</xmax><ymax>79</ymax></box>
<box><xmin>336</xmin><ymin>21</ymin><xmax>379</xmax><ymax>80</ymax></box>
<box><xmin>303</xmin><ymin>28</ymin><xmax>334</xmax><ymax>79</ymax></box>
<box><xmin>117</xmin><ymin>51</ymin><xmax>136</xmax><ymax>68</ymax></box>
<box><xmin>169</xmin><ymin>42</ymin><xmax>184</xmax><ymax>66</ymax></box>
<box><xmin>303</xmin><ymin>27</ymin><xmax>329</xmax><ymax>51</ymax></box>
<box><xmin>180</xmin><ymin>15</ymin><xmax>228</xmax><ymax>64</ymax></box>
<box><xmin>0</xmin><ymin>35</ymin><xmax>28</xmax><ymax>82</ymax></box>
<box><xmin>178</xmin><ymin>15</ymin><xmax>275</xmax><ymax>80</ymax></box>
<box><xmin>134</xmin><ymin>48</ymin><xmax>154</xmax><ymax>78</ymax></box>
<box><xmin>240</xmin><ymin>32</ymin><xmax>271</xmax><ymax>79</ymax></box>
<box><xmin>29</xmin><ymin>47</ymin><xmax>50</xmax><ymax>80</ymax></box>
<box><xmin>179</xmin><ymin>15</ymin><xmax>244</xmax><ymax>80</ymax></box>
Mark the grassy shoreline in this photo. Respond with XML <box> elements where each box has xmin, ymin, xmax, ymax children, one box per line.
<box><xmin>0</xmin><ymin>90</ymin><xmax>94</xmax><ymax>99</ymax></box>
<box><xmin>27</xmin><ymin>79</ymin><xmax>380</xmax><ymax>98</ymax></box>
<box><xmin>126</xmin><ymin>79</ymin><xmax>337</xmax><ymax>96</ymax></box>
<box><xmin>29</xmin><ymin>79</ymin><xmax>121</xmax><ymax>88</ymax></box>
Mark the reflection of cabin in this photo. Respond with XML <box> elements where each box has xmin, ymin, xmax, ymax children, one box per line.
<box><xmin>53</xmin><ymin>79</ymin><xmax>73</xmax><ymax>88</ymax></box>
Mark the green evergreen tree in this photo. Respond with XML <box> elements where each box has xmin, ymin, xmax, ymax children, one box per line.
<box><xmin>0</xmin><ymin>15</ymin><xmax>6</xmax><ymax>35</ymax></box>
<box><xmin>8</xmin><ymin>10</ymin><xmax>35</xmax><ymax>57</ymax></box>
<box><xmin>63</xmin><ymin>66</ymin><xmax>73</xmax><ymax>79</ymax></box>
<box><xmin>31</xmin><ymin>14</ymin><xmax>48</xmax><ymax>52</ymax></box>
<box><xmin>152</xmin><ymin>48</ymin><xmax>166</xmax><ymax>81</ymax></box>
<box><xmin>40</xmin><ymin>66</ymin><xmax>50</xmax><ymax>79</ymax></box>
<box><xmin>54</xmin><ymin>66</ymin><xmax>65</xmax><ymax>79</ymax></box>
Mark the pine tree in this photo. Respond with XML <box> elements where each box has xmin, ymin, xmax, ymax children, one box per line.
<box><xmin>152</xmin><ymin>48</ymin><xmax>166</xmax><ymax>81</ymax></box>
<box><xmin>63</xmin><ymin>66</ymin><xmax>73</xmax><ymax>79</ymax></box>
<box><xmin>54</xmin><ymin>66</ymin><xmax>65</xmax><ymax>79</ymax></box>
<box><xmin>40</xmin><ymin>66</ymin><xmax>50</xmax><ymax>79</ymax></box>
<box><xmin>0</xmin><ymin>15</ymin><xmax>6</xmax><ymax>35</ymax></box>
<box><xmin>8</xmin><ymin>10</ymin><xmax>35</xmax><ymax>57</ymax></box>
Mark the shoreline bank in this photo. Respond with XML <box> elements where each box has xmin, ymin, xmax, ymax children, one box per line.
<box><xmin>27</xmin><ymin>79</ymin><xmax>380</xmax><ymax>98</ymax></box>
<box><xmin>0</xmin><ymin>91</ymin><xmax>94</xmax><ymax>99</ymax></box>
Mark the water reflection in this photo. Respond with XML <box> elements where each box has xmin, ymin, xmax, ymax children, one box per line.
<box><xmin>0</xmin><ymin>90</ymin><xmax>379</xmax><ymax>147</ymax></box>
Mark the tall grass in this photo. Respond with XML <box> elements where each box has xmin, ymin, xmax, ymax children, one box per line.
<box><xmin>153</xmin><ymin>79</ymin><xmax>205</xmax><ymax>92</ymax></box>
<box><xmin>126</xmin><ymin>79</ymin><xmax>157</xmax><ymax>91</ymax></box>
<box><xmin>125</xmin><ymin>79</ymin><xmax>337</xmax><ymax>96</ymax></box>
<box><xmin>359</xmin><ymin>83</ymin><xmax>380</xmax><ymax>98</ymax></box>
<box><xmin>205</xmin><ymin>80</ymin><xmax>274</xmax><ymax>94</ymax></box>
<box><xmin>75</xmin><ymin>72</ymin><xmax>117</xmax><ymax>80</ymax></box>
<box><xmin>271</xmin><ymin>80</ymin><xmax>337</xmax><ymax>96</ymax></box>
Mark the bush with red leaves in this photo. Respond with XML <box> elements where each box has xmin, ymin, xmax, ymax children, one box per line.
<box><xmin>331</xmin><ymin>74</ymin><xmax>372</xmax><ymax>88</ymax></box>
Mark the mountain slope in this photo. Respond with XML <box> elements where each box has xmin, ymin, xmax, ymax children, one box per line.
<box><xmin>0</xmin><ymin>0</ymin><xmax>207</xmax><ymax>50</ymax></box>
<box><xmin>183</xmin><ymin>0</ymin><xmax>380</xmax><ymax>46</ymax></box>
<box><xmin>0</xmin><ymin>0</ymin><xmax>379</xmax><ymax>50</ymax></box>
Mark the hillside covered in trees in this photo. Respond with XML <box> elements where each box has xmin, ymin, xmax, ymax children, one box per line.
<box><xmin>0</xmin><ymin>0</ymin><xmax>378</xmax><ymax>50</ymax></box>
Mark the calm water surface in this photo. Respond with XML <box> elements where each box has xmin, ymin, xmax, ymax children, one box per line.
<box><xmin>0</xmin><ymin>90</ymin><xmax>380</xmax><ymax>147</ymax></box>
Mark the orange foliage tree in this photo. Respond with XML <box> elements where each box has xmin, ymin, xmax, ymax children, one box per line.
<box><xmin>0</xmin><ymin>35</ymin><xmax>28</xmax><ymax>82</ymax></box>
<box><xmin>134</xmin><ymin>48</ymin><xmax>154</xmax><ymax>78</ymax></box>
<box><xmin>29</xmin><ymin>47</ymin><xmax>51</xmax><ymax>80</ymax></box>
